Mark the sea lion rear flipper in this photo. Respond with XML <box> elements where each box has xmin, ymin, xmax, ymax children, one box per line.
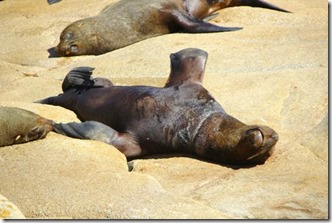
<box><xmin>62</xmin><ymin>66</ymin><xmax>113</xmax><ymax>92</ymax></box>
<box><xmin>62</xmin><ymin>67</ymin><xmax>95</xmax><ymax>92</ymax></box>
<box><xmin>170</xmin><ymin>9</ymin><xmax>242</xmax><ymax>33</ymax></box>
<box><xmin>53</xmin><ymin>121</ymin><xmax>142</xmax><ymax>158</ymax></box>
<box><xmin>243</xmin><ymin>0</ymin><xmax>291</xmax><ymax>13</ymax></box>
<box><xmin>164</xmin><ymin>48</ymin><xmax>208</xmax><ymax>87</ymax></box>
<box><xmin>202</xmin><ymin>13</ymin><xmax>219</xmax><ymax>22</ymax></box>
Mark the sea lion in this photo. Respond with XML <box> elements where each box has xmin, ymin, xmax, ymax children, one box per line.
<box><xmin>0</xmin><ymin>106</ymin><xmax>114</xmax><ymax>148</ymax></box>
<box><xmin>55</xmin><ymin>0</ymin><xmax>289</xmax><ymax>56</ymax></box>
<box><xmin>0</xmin><ymin>107</ymin><xmax>54</xmax><ymax>147</ymax></box>
<box><xmin>38</xmin><ymin>48</ymin><xmax>279</xmax><ymax>165</ymax></box>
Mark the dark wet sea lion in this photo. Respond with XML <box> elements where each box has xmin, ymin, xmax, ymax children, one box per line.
<box><xmin>38</xmin><ymin>48</ymin><xmax>279</xmax><ymax>165</ymax></box>
<box><xmin>0</xmin><ymin>107</ymin><xmax>54</xmax><ymax>147</ymax></box>
<box><xmin>55</xmin><ymin>0</ymin><xmax>289</xmax><ymax>56</ymax></box>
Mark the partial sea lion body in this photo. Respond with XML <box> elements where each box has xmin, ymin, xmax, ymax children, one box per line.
<box><xmin>56</xmin><ymin>0</ymin><xmax>289</xmax><ymax>56</ymax></box>
<box><xmin>38</xmin><ymin>48</ymin><xmax>279</xmax><ymax>165</ymax></box>
<box><xmin>0</xmin><ymin>107</ymin><xmax>54</xmax><ymax>147</ymax></box>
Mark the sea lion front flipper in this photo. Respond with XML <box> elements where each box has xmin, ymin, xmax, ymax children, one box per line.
<box><xmin>169</xmin><ymin>9</ymin><xmax>242</xmax><ymax>33</ymax></box>
<box><xmin>164</xmin><ymin>48</ymin><xmax>208</xmax><ymax>87</ymax></box>
<box><xmin>62</xmin><ymin>66</ymin><xmax>113</xmax><ymax>92</ymax></box>
<box><xmin>53</xmin><ymin>121</ymin><xmax>142</xmax><ymax>158</ymax></box>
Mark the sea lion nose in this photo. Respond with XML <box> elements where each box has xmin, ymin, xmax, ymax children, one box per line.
<box><xmin>54</xmin><ymin>44</ymin><xmax>63</xmax><ymax>56</ymax></box>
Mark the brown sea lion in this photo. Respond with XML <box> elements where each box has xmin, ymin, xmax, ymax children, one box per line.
<box><xmin>38</xmin><ymin>48</ymin><xmax>279</xmax><ymax>165</ymax></box>
<box><xmin>0</xmin><ymin>107</ymin><xmax>54</xmax><ymax>147</ymax></box>
<box><xmin>55</xmin><ymin>0</ymin><xmax>289</xmax><ymax>56</ymax></box>
<box><xmin>0</xmin><ymin>106</ymin><xmax>114</xmax><ymax>148</ymax></box>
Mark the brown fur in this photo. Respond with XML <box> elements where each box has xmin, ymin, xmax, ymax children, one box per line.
<box><xmin>55</xmin><ymin>0</ymin><xmax>289</xmax><ymax>56</ymax></box>
<box><xmin>0</xmin><ymin>107</ymin><xmax>54</xmax><ymax>147</ymax></box>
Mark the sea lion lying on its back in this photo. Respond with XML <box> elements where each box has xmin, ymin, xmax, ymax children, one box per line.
<box><xmin>55</xmin><ymin>0</ymin><xmax>290</xmax><ymax>56</ymax></box>
<box><xmin>38</xmin><ymin>48</ymin><xmax>279</xmax><ymax>166</ymax></box>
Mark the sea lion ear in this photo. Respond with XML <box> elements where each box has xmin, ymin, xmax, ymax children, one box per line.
<box><xmin>248</xmin><ymin>128</ymin><xmax>263</xmax><ymax>148</ymax></box>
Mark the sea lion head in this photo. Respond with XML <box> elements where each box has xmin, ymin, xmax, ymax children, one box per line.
<box><xmin>55</xmin><ymin>19</ymin><xmax>100</xmax><ymax>56</ymax></box>
<box><xmin>229</xmin><ymin>125</ymin><xmax>279</xmax><ymax>165</ymax></box>
<box><xmin>195</xmin><ymin>115</ymin><xmax>279</xmax><ymax>166</ymax></box>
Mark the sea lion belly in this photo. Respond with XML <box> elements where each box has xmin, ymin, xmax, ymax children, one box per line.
<box><xmin>68</xmin><ymin>82</ymin><xmax>224</xmax><ymax>154</ymax></box>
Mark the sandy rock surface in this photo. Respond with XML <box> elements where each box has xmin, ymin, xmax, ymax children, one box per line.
<box><xmin>0</xmin><ymin>0</ymin><xmax>328</xmax><ymax>219</ymax></box>
<box><xmin>0</xmin><ymin>194</ymin><xmax>25</xmax><ymax>219</ymax></box>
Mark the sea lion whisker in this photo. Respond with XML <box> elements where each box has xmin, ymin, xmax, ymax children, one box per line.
<box><xmin>246</xmin><ymin>149</ymin><xmax>267</xmax><ymax>161</ymax></box>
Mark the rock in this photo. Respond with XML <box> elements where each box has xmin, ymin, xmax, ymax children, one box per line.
<box><xmin>0</xmin><ymin>194</ymin><xmax>25</xmax><ymax>219</ymax></box>
<box><xmin>0</xmin><ymin>0</ymin><xmax>327</xmax><ymax>219</ymax></box>
<box><xmin>0</xmin><ymin>123</ymin><xmax>231</xmax><ymax>218</ymax></box>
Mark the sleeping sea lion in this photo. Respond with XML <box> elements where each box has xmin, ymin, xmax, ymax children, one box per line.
<box><xmin>55</xmin><ymin>0</ymin><xmax>289</xmax><ymax>56</ymax></box>
<box><xmin>38</xmin><ymin>48</ymin><xmax>279</xmax><ymax>165</ymax></box>
<box><xmin>0</xmin><ymin>107</ymin><xmax>54</xmax><ymax>147</ymax></box>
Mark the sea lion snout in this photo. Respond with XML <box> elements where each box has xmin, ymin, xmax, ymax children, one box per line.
<box><xmin>256</xmin><ymin>125</ymin><xmax>279</xmax><ymax>146</ymax></box>
<box><xmin>243</xmin><ymin>125</ymin><xmax>279</xmax><ymax>164</ymax></box>
<box><xmin>55</xmin><ymin>46</ymin><xmax>73</xmax><ymax>56</ymax></box>
<box><xmin>247</xmin><ymin>126</ymin><xmax>279</xmax><ymax>148</ymax></box>
<box><xmin>55</xmin><ymin>40</ymin><xmax>78</xmax><ymax>56</ymax></box>
<box><xmin>56</xmin><ymin>26</ymin><xmax>82</xmax><ymax>56</ymax></box>
<box><xmin>248</xmin><ymin>128</ymin><xmax>264</xmax><ymax>147</ymax></box>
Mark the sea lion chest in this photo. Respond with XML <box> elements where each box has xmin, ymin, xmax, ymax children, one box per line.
<box><xmin>74</xmin><ymin>83</ymin><xmax>226</xmax><ymax>153</ymax></box>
